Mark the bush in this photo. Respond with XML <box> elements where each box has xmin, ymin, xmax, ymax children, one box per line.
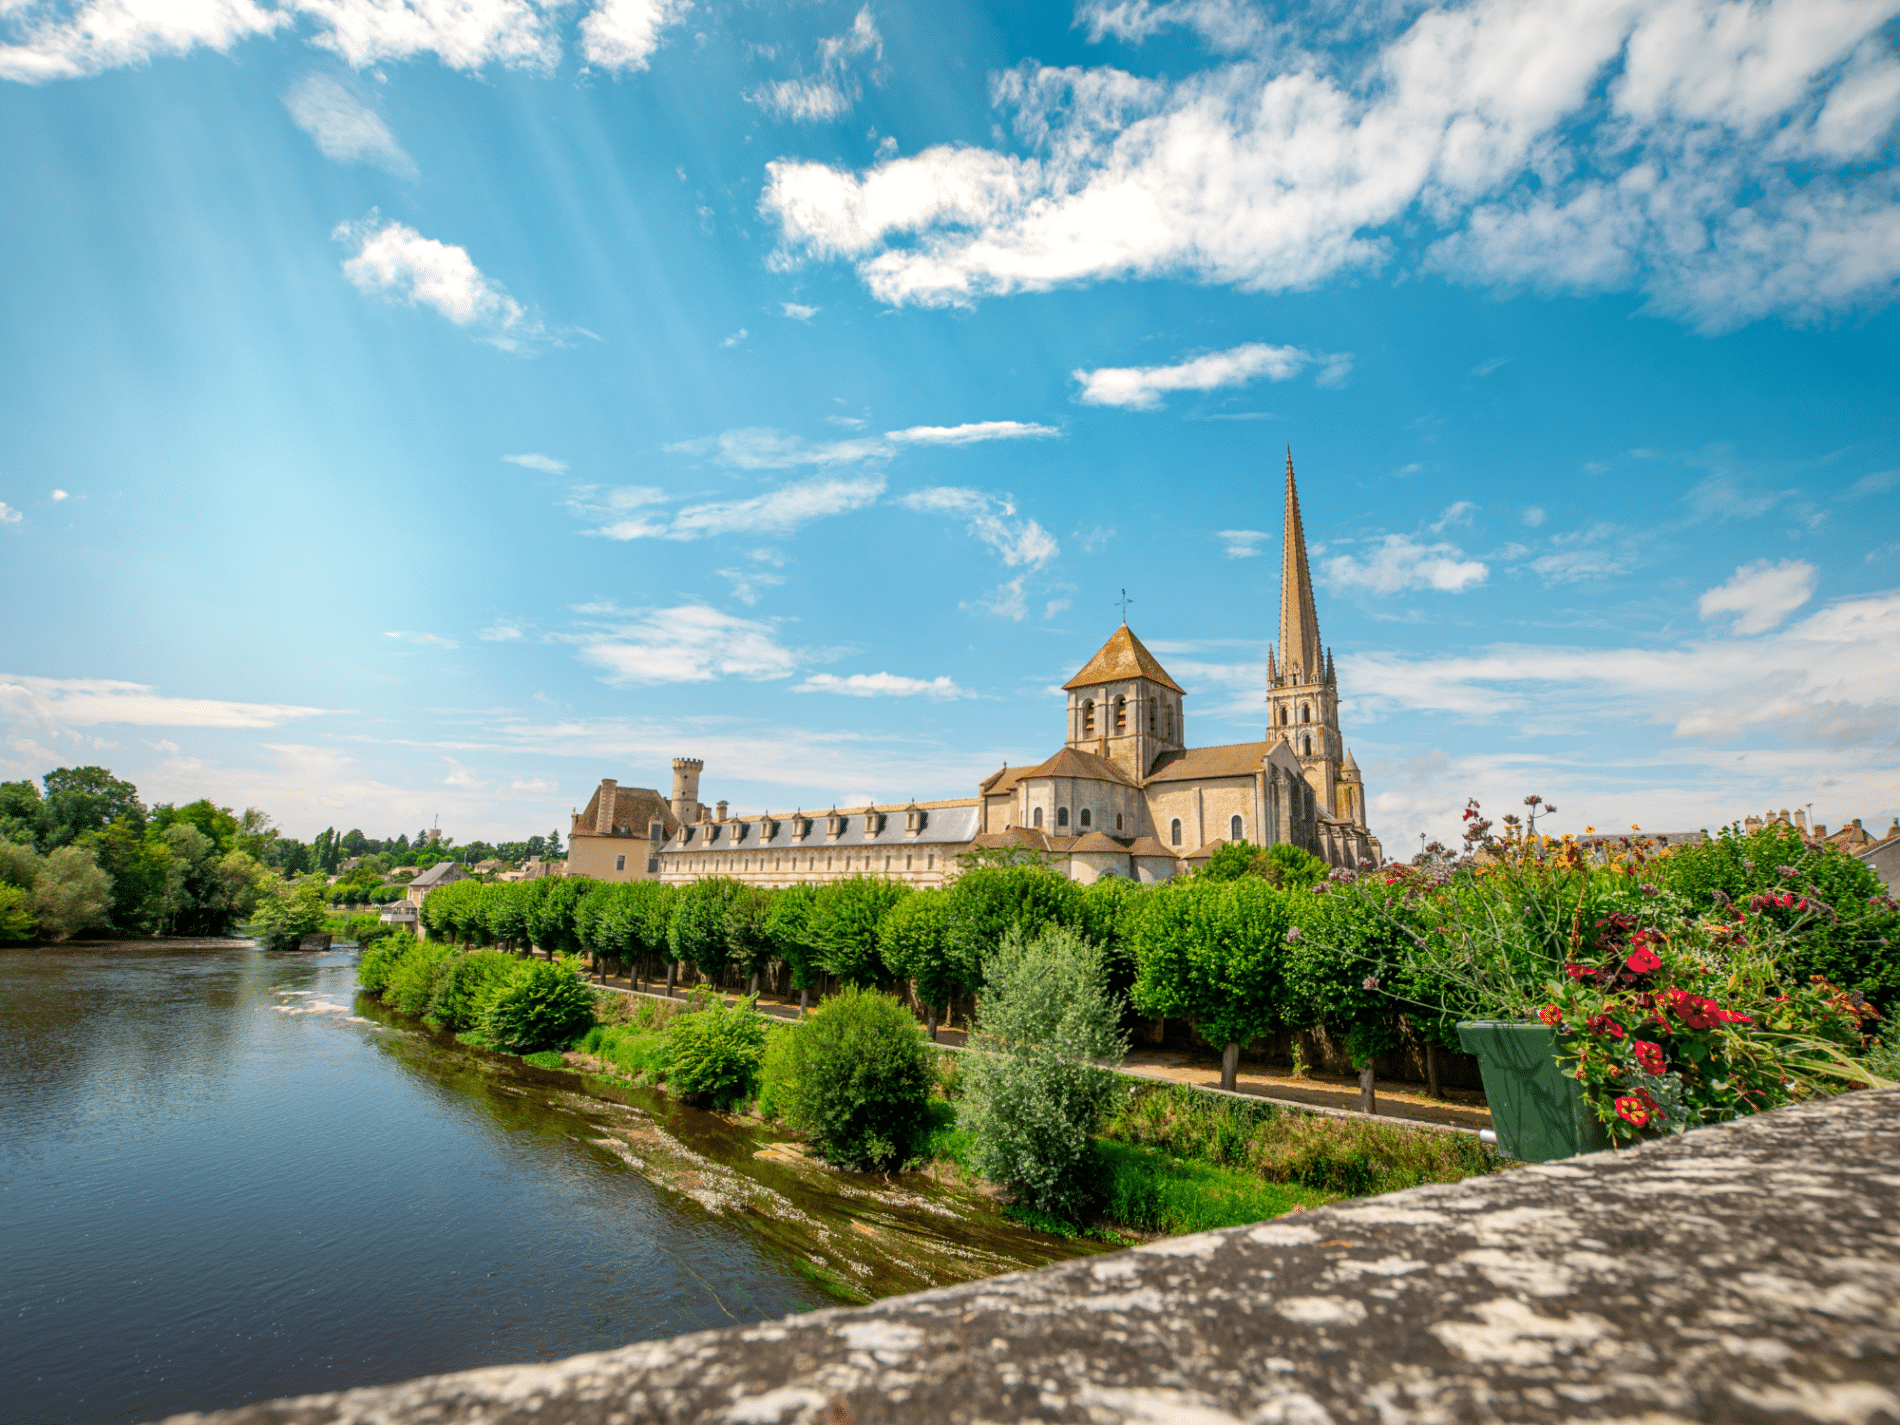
<box><xmin>356</xmin><ymin>937</ymin><xmax>410</xmax><ymax>991</ymax></box>
<box><xmin>426</xmin><ymin>950</ymin><xmax>521</xmax><ymax>1032</ymax></box>
<box><xmin>384</xmin><ymin>940</ymin><xmax>455</xmax><ymax>1017</ymax></box>
<box><xmin>0</xmin><ymin>884</ymin><xmax>36</xmax><ymax>942</ymax></box>
<box><xmin>775</xmin><ymin>986</ymin><xmax>932</xmax><ymax>1170</ymax></box>
<box><xmin>481</xmin><ymin>958</ymin><xmax>596</xmax><ymax>1053</ymax></box>
<box><xmin>664</xmin><ymin>997</ymin><xmax>769</xmax><ymax>1108</ymax></box>
<box><xmin>960</xmin><ymin>926</ymin><xmax>1128</xmax><ymax>1222</ymax></box>
<box><xmin>250</xmin><ymin>882</ymin><xmax>328</xmax><ymax>952</ymax></box>
<box><xmin>878</xmin><ymin>889</ymin><xmax>960</xmax><ymax>1028</ymax></box>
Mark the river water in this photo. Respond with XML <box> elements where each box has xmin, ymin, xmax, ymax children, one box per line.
<box><xmin>1</xmin><ymin>942</ymin><xmax>1094</xmax><ymax>1425</ymax></box>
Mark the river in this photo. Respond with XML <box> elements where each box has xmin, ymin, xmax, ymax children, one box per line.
<box><xmin>0</xmin><ymin>941</ymin><xmax>1097</xmax><ymax>1425</ymax></box>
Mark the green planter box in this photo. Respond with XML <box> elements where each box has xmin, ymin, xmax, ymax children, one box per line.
<box><xmin>1457</xmin><ymin>1020</ymin><xmax>1611</xmax><ymax>1163</ymax></box>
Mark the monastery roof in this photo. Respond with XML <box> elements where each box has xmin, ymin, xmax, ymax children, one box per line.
<box><xmin>1143</xmin><ymin>741</ymin><xmax>1277</xmax><ymax>784</ymax></box>
<box><xmin>1068</xmin><ymin>831</ymin><xmax>1124</xmax><ymax>853</ymax></box>
<box><xmin>663</xmin><ymin>801</ymin><xmax>980</xmax><ymax>853</ymax></box>
<box><xmin>574</xmin><ymin>782</ymin><xmax>677</xmax><ymax>839</ymax></box>
<box><xmin>1123</xmin><ymin>836</ymin><xmax>1179</xmax><ymax>859</ymax></box>
<box><xmin>1179</xmin><ymin>838</ymin><xmax>1231</xmax><ymax>862</ymax></box>
<box><xmin>978</xmin><ymin>765</ymin><xmax>1026</xmax><ymax>796</ymax></box>
<box><xmin>1021</xmin><ymin>745</ymin><xmax>1139</xmax><ymax>787</ymax></box>
<box><xmin>1062</xmin><ymin>624</ymin><xmax>1185</xmax><ymax>696</ymax></box>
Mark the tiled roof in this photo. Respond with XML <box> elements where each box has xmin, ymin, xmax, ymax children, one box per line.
<box><xmin>1068</xmin><ymin>831</ymin><xmax>1125</xmax><ymax>853</ymax></box>
<box><xmin>1123</xmin><ymin>836</ymin><xmax>1179</xmax><ymax>859</ymax></box>
<box><xmin>1021</xmin><ymin>745</ymin><xmax>1138</xmax><ymax>787</ymax></box>
<box><xmin>1180</xmin><ymin>838</ymin><xmax>1230</xmax><ymax>861</ymax></box>
<box><xmin>1143</xmin><ymin>742</ymin><xmax>1275</xmax><ymax>784</ymax></box>
<box><xmin>575</xmin><ymin>783</ymin><xmax>676</xmax><ymax>839</ymax></box>
<box><xmin>979</xmin><ymin>765</ymin><xmax>1028</xmax><ymax>796</ymax></box>
<box><xmin>1062</xmin><ymin>625</ymin><xmax>1186</xmax><ymax>695</ymax></box>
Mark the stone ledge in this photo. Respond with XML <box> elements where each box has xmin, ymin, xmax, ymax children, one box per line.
<box><xmin>166</xmin><ymin>1089</ymin><xmax>1900</xmax><ymax>1425</ymax></box>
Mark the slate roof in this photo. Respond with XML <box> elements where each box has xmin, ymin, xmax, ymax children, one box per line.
<box><xmin>662</xmin><ymin>800</ymin><xmax>981</xmax><ymax>855</ymax></box>
<box><xmin>1062</xmin><ymin>625</ymin><xmax>1186</xmax><ymax>695</ymax></box>
<box><xmin>408</xmin><ymin>861</ymin><xmax>469</xmax><ymax>889</ymax></box>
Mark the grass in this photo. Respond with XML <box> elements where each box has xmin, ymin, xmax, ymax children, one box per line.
<box><xmin>521</xmin><ymin>1050</ymin><xmax>567</xmax><ymax>1070</ymax></box>
<box><xmin>1094</xmin><ymin>1139</ymin><xmax>1331</xmax><ymax>1234</ymax></box>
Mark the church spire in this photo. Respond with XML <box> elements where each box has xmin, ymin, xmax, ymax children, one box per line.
<box><xmin>1279</xmin><ymin>447</ymin><xmax>1324</xmax><ymax>684</ymax></box>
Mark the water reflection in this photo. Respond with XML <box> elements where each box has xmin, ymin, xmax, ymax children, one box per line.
<box><xmin>0</xmin><ymin>943</ymin><xmax>1094</xmax><ymax>1425</ymax></box>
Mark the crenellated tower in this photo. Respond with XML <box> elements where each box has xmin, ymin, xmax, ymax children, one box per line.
<box><xmin>1265</xmin><ymin>448</ymin><xmax>1362</xmax><ymax>827</ymax></box>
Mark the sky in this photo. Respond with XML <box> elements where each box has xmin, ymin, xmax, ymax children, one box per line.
<box><xmin>1</xmin><ymin>0</ymin><xmax>1897</xmax><ymax>853</ymax></box>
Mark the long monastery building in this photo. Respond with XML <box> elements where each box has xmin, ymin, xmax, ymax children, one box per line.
<box><xmin>563</xmin><ymin>454</ymin><xmax>1383</xmax><ymax>889</ymax></box>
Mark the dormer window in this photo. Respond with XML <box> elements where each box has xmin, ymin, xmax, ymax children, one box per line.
<box><xmin>828</xmin><ymin>815</ymin><xmax>847</xmax><ymax>839</ymax></box>
<box><xmin>762</xmin><ymin>819</ymin><xmax>778</xmax><ymax>840</ymax></box>
<box><xmin>905</xmin><ymin>808</ymin><xmax>927</xmax><ymax>835</ymax></box>
<box><xmin>682</xmin><ymin>826</ymin><xmax>697</xmax><ymax>845</ymax></box>
<box><xmin>733</xmin><ymin>822</ymin><xmax>748</xmax><ymax>842</ymax></box>
<box><xmin>794</xmin><ymin>817</ymin><xmax>811</xmax><ymax>839</ymax></box>
<box><xmin>1082</xmin><ymin>698</ymin><xmax>1095</xmax><ymax>734</ymax></box>
<box><xmin>865</xmin><ymin>812</ymin><xmax>884</xmax><ymax>835</ymax></box>
<box><xmin>708</xmin><ymin>825</ymin><xmax>721</xmax><ymax>843</ymax></box>
<box><xmin>649</xmin><ymin>822</ymin><xmax>664</xmax><ymax>841</ymax></box>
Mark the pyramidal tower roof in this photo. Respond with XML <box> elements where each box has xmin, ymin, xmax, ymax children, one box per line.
<box><xmin>1063</xmin><ymin>624</ymin><xmax>1185</xmax><ymax>695</ymax></box>
<box><xmin>1277</xmin><ymin>447</ymin><xmax>1324</xmax><ymax>684</ymax></box>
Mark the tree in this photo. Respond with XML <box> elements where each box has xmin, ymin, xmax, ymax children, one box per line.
<box><xmin>765</xmin><ymin>883</ymin><xmax>822</xmax><ymax>1013</ymax></box>
<box><xmin>1131</xmin><ymin>877</ymin><xmax>1291</xmax><ymax>1090</ymax></box>
<box><xmin>249</xmin><ymin>881</ymin><xmax>328</xmax><ymax>951</ymax></box>
<box><xmin>668</xmin><ymin>876</ymin><xmax>741</xmax><ymax>986</ymax></box>
<box><xmin>0</xmin><ymin>885</ymin><xmax>35</xmax><ymax>942</ymax></box>
<box><xmin>41</xmin><ymin>766</ymin><xmax>145</xmax><ymax>849</ymax></box>
<box><xmin>960</xmin><ymin>926</ymin><xmax>1127</xmax><ymax>1221</ymax></box>
<box><xmin>724</xmin><ymin>885</ymin><xmax>777</xmax><ymax>994</ymax></box>
<box><xmin>0</xmin><ymin>836</ymin><xmax>44</xmax><ymax>890</ymax></box>
<box><xmin>878</xmin><ymin>889</ymin><xmax>959</xmax><ymax>1038</ymax></box>
<box><xmin>30</xmin><ymin>845</ymin><xmax>114</xmax><ymax>942</ymax></box>
<box><xmin>0</xmin><ymin>780</ymin><xmax>43</xmax><ymax>849</ymax></box>
<box><xmin>943</xmin><ymin>865</ymin><xmax>1084</xmax><ymax>988</ymax></box>
<box><xmin>810</xmin><ymin>876</ymin><xmax>909</xmax><ymax>985</ymax></box>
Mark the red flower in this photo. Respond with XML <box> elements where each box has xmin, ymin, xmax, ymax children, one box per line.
<box><xmin>1586</xmin><ymin>1014</ymin><xmax>1626</xmax><ymax>1040</ymax></box>
<box><xmin>1633</xmin><ymin>1040</ymin><xmax>1667</xmax><ymax>1074</ymax></box>
<box><xmin>1713</xmin><ymin>1007</ymin><xmax>1755</xmax><ymax>1025</ymax></box>
<box><xmin>1626</xmin><ymin>946</ymin><xmax>1662</xmax><ymax>974</ymax></box>
<box><xmin>1540</xmin><ymin>1004</ymin><xmax>1564</xmax><ymax>1027</ymax></box>
<box><xmin>1615</xmin><ymin>1096</ymin><xmax>1650</xmax><ymax>1128</ymax></box>
<box><xmin>1565</xmin><ymin>963</ymin><xmax>1593</xmax><ymax>980</ymax></box>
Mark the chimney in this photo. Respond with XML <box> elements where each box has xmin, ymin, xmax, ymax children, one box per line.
<box><xmin>595</xmin><ymin>779</ymin><xmax>617</xmax><ymax>835</ymax></box>
<box><xmin>716</xmin><ymin>800</ymin><xmax>729</xmax><ymax>821</ymax></box>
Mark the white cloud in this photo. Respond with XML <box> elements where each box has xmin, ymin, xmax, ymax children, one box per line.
<box><xmin>334</xmin><ymin>213</ymin><xmax>541</xmax><ymax>350</ymax></box>
<box><xmin>383</xmin><ymin>630</ymin><xmax>459</xmax><ymax>648</ymax></box>
<box><xmin>503</xmin><ymin>452</ymin><xmax>568</xmax><ymax>473</ymax></box>
<box><xmin>578</xmin><ymin>0</ymin><xmax>689</xmax><ymax>73</ymax></box>
<box><xmin>50</xmin><ymin>489</ymin><xmax>68</xmax><ymax>501</ymax></box>
<box><xmin>0</xmin><ymin>675</ymin><xmax>328</xmax><ymax>729</ymax></box>
<box><xmin>761</xmin><ymin>0</ymin><xmax>1900</xmax><ymax>330</ymax></box>
<box><xmin>901</xmin><ymin>487</ymin><xmax>1058</xmax><ymax>568</ymax></box>
<box><xmin>0</xmin><ymin>503</ymin><xmax>20</xmax><ymax>525</ymax></box>
<box><xmin>885</xmin><ymin>420</ymin><xmax>1061</xmax><ymax>445</ymax></box>
<box><xmin>1073</xmin><ymin>343</ymin><xmax>1345</xmax><ymax>410</ymax></box>
<box><xmin>480</xmin><ymin>620</ymin><xmax>526</xmax><ymax>641</ymax></box>
<box><xmin>794</xmin><ymin>672</ymin><xmax>972</xmax><ymax>698</ymax></box>
<box><xmin>442</xmin><ymin>757</ymin><xmax>488</xmax><ymax>791</ymax></box>
<box><xmin>577</xmin><ymin>605</ymin><xmax>799</xmax><ymax>684</ymax></box>
<box><xmin>717</xmin><ymin>566</ymin><xmax>786</xmax><ymax>605</ymax></box>
<box><xmin>1044</xmin><ymin>598</ymin><xmax>1071</xmax><ymax>619</ymax></box>
<box><xmin>283</xmin><ymin>73</ymin><xmax>413</xmax><ymax>175</ymax></box>
<box><xmin>1323</xmin><ymin>534</ymin><xmax>1488</xmax><ymax>594</ymax></box>
<box><xmin>0</xmin><ymin>0</ymin><xmax>287</xmax><ymax>83</ymax></box>
<box><xmin>780</xmin><ymin>301</ymin><xmax>820</xmax><ymax>320</ymax></box>
<box><xmin>1522</xmin><ymin>505</ymin><xmax>1546</xmax><ymax>527</ymax></box>
<box><xmin>970</xmin><ymin>577</ymin><xmax>1028</xmax><ymax>621</ymax></box>
<box><xmin>1698</xmin><ymin>557</ymin><xmax>1818</xmax><ymax>634</ymax></box>
<box><xmin>1346</xmin><ymin>585</ymin><xmax>1900</xmax><ymax>752</ymax></box>
<box><xmin>1429</xmin><ymin>501</ymin><xmax>1476</xmax><ymax>532</ymax></box>
<box><xmin>594</xmin><ymin>475</ymin><xmax>886</xmax><ymax>541</ymax></box>
<box><xmin>722</xmin><ymin>327</ymin><xmax>749</xmax><ymax>347</ymax></box>
<box><xmin>748</xmin><ymin>6</ymin><xmax>881</xmax><ymax>123</ymax></box>
<box><xmin>1077</xmin><ymin>0</ymin><xmax>1265</xmax><ymax>51</ymax></box>
<box><xmin>1218</xmin><ymin>528</ymin><xmax>1268</xmax><ymax>558</ymax></box>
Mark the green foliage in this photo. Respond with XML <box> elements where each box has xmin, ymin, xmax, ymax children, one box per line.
<box><xmin>943</xmin><ymin>865</ymin><xmax>1084</xmax><ymax>983</ymax></box>
<box><xmin>1079</xmin><ymin>874</ymin><xmax>1148</xmax><ymax>989</ymax></box>
<box><xmin>0</xmin><ymin>884</ymin><xmax>36</xmax><ymax>942</ymax></box>
<box><xmin>668</xmin><ymin>876</ymin><xmax>741</xmax><ymax>978</ymax></box>
<box><xmin>0</xmin><ymin>836</ymin><xmax>44</xmax><ymax>890</ymax></box>
<box><xmin>810</xmin><ymin>876</ymin><xmax>909</xmax><ymax>984</ymax></box>
<box><xmin>723</xmin><ymin>885</ymin><xmax>777</xmax><ymax>983</ymax></box>
<box><xmin>582</xmin><ymin>1022</ymin><xmax>673</xmax><ymax>1083</ymax></box>
<box><xmin>1265</xmin><ymin>843</ymin><xmax>1329</xmax><ymax>889</ymax></box>
<box><xmin>249</xmin><ymin>882</ymin><xmax>329</xmax><ymax>952</ymax></box>
<box><xmin>356</xmin><ymin>937</ymin><xmax>411</xmax><ymax>992</ymax></box>
<box><xmin>1130</xmin><ymin>876</ymin><xmax>1290</xmax><ymax>1049</ymax></box>
<box><xmin>384</xmin><ymin>940</ymin><xmax>456</xmax><ymax>1017</ymax></box>
<box><xmin>765</xmin><ymin>883</ymin><xmax>821</xmax><ymax>990</ymax></box>
<box><xmin>426</xmin><ymin>950</ymin><xmax>522</xmax><ymax>1032</ymax></box>
<box><xmin>480</xmin><ymin>958</ymin><xmax>597</xmax><ymax>1053</ymax></box>
<box><xmin>664</xmin><ymin>997</ymin><xmax>770</xmax><ymax>1108</ymax></box>
<box><xmin>1095</xmin><ymin>1139</ymin><xmax>1324</xmax><ymax>1234</ymax></box>
<box><xmin>1653</xmin><ymin>820</ymin><xmax>1900</xmax><ymax>1014</ymax></box>
<box><xmin>876</xmin><ymin>889</ymin><xmax>960</xmax><ymax>1010</ymax></box>
<box><xmin>774</xmin><ymin>986</ymin><xmax>932</xmax><ymax>1170</ymax></box>
<box><xmin>959</xmin><ymin>926</ymin><xmax>1128</xmax><ymax>1220</ymax></box>
<box><xmin>521</xmin><ymin>1050</ymin><xmax>568</xmax><ymax>1070</ymax></box>
<box><xmin>30</xmin><ymin>845</ymin><xmax>114</xmax><ymax>942</ymax></box>
<box><xmin>1283</xmin><ymin>881</ymin><xmax>1412</xmax><ymax>1064</ymax></box>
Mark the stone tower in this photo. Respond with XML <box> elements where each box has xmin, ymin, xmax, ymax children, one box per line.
<box><xmin>1265</xmin><ymin>449</ymin><xmax>1361</xmax><ymax>827</ymax></box>
<box><xmin>1061</xmin><ymin>623</ymin><xmax>1187</xmax><ymax>779</ymax></box>
<box><xmin>670</xmin><ymin>758</ymin><xmax>703</xmax><ymax>825</ymax></box>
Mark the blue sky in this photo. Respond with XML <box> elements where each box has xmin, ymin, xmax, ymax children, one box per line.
<box><xmin>2</xmin><ymin>0</ymin><xmax>1897</xmax><ymax>851</ymax></box>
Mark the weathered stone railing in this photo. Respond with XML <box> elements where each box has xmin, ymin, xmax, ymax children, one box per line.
<box><xmin>168</xmin><ymin>1089</ymin><xmax>1900</xmax><ymax>1425</ymax></box>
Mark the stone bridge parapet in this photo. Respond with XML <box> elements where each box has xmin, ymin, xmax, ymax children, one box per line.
<box><xmin>167</xmin><ymin>1089</ymin><xmax>1900</xmax><ymax>1425</ymax></box>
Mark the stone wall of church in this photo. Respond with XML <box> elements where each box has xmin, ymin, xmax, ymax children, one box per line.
<box><xmin>1142</xmin><ymin>778</ymin><xmax>1264</xmax><ymax>853</ymax></box>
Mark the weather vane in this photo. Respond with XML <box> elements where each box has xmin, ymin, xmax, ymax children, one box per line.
<box><xmin>1116</xmin><ymin>588</ymin><xmax>1134</xmax><ymax>624</ymax></box>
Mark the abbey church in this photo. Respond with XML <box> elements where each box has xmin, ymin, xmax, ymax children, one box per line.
<box><xmin>566</xmin><ymin>452</ymin><xmax>1383</xmax><ymax>888</ymax></box>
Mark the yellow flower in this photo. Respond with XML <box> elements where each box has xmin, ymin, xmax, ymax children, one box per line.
<box><xmin>1585</xmin><ymin>825</ymin><xmax>1595</xmax><ymax>833</ymax></box>
<box><xmin>1631</xmin><ymin>824</ymin><xmax>1641</xmax><ymax>831</ymax></box>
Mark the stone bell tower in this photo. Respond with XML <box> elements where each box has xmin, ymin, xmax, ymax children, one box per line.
<box><xmin>1264</xmin><ymin>449</ymin><xmax>1351</xmax><ymax>822</ymax></box>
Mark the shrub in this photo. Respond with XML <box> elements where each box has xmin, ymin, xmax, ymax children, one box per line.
<box><xmin>426</xmin><ymin>950</ymin><xmax>521</xmax><ymax>1032</ymax></box>
<box><xmin>960</xmin><ymin>926</ymin><xmax>1128</xmax><ymax>1222</ymax></box>
<box><xmin>943</xmin><ymin>865</ymin><xmax>1084</xmax><ymax>984</ymax></box>
<box><xmin>776</xmin><ymin>986</ymin><xmax>932</xmax><ymax>1170</ymax></box>
<box><xmin>1131</xmin><ymin>876</ymin><xmax>1290</xmax><ymax>1082</ymax></box>
<box><xmin>757</xmin><ymin>1024</ymin><xmax>799</xmax><ymax>1121</ymax></box>
<box><xmin>0</xmin><ymin>884</ymin><xmax>36</xmax><ymax>941</ymax></box>
<box><xmin>664</xmin><ymin>997</ymin><xmax>769</xmax><ymax>1108</ymax></box>
<box><xmin>481</xmin><ymin>958</ymin><xmax>596</xmax><ymax>1053</ymax></box>
<box><xmin>384</xmin><ymin>940</ymin><xmax>455</xmax><ymax>1017</ymax></box>
<box><xmin>248</xmin><ymin>882</ymin><xmax>328</xmax><ymax>952</ymax></box>
<box><xmin>356</xmin><ymin>937</ymin><xmax>410</xmax><ymax>991</ymax></box>
<box><xmin>668</xmin><ymin>876</ymin><xmax>741</xmax><ymax>981</ymax></box>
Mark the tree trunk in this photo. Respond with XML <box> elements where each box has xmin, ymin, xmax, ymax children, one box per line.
<box><xmin>665</xmin><ymin>961</ymin><xmax>676</xmax><ymax>998</ymax></box>
<box><xmin>1426</xmin><ymin>1042</ymin><xmax>1442</xmax><ymax>1100</ymax></box>
<box><xmin>748</xmin><ymin>971</ymin><xmax>759</xmax><ymax>997</ymax></box>
<box><xmin>1359</xmin><ymin>1063</ymin><xmax>1378</xmax><ymax>1115</ymax></box>
<box><xmin>926</xmin><ymin>1004</ymin><xmax>938</xmax><ymax>1041</ymax></box>
<box><xmin>1221</xmin><ymin>1041</ymin><xmax>1240</xmax><ymax>1092</ymax></box>
<box><xmin>799</xmin><ymin>986</ymin><xmax>809</xmax><ymax>1018</ymax></box>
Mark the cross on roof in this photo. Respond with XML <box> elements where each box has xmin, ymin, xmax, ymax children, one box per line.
<box><xmin>1116</xmin><ymin>588</ymin><xmax>1134</xmax><ymax>623</ymax></box>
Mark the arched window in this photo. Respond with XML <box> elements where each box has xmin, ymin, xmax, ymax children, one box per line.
<box><xmin>1300</xmin><ymin>704</ymin><xmax>1310</xmax><ymax>723</ymax></box>
<box><xmin>1082</xmin><ymin>699</ymin><xmax>1095</xmax><ymax>734</ymax></box>
<box><xmin>1303</xmin><ymin>734</ymin><xmax>1312</xmax><ymax>755</ymax></box>
<box><xmin>1079</xmin><ymin>808</ymin><xmax>1092</xmax><ymax>828</ymax></box>
<box><xmin>1148</xmin><ymin>701</ymin><xmax>1156</xmax><ymax>734</ymax></box>
<box><xmin>1115</xmin><ymin>813</ymin><xmax>1124</xmax><ymax>832</ymax></box>
<box><xmin>1230</xmin><ymin>815</ymin><xmax>1244</xmax><ymax>841</ymax></box>
<box><xmin>1164</xmin><ymin>706</ymin><xmax>1174</xmax><ymax>739</ymax></box>
<box><xmin>1169</xmin><ymin>817</ymin><xmax>1183</xmax><ymax>846</ymax></box>
<box><xmin>1114</xmin><ymin>696</ymin><xmax>1127</xmax><ymax>732</ymax></box>
<box><xmin>1057</xmin><ymin>807</ymin><xmax>1070</xmax><ymax>828</ymax></box>
<box><xmin>1033</xmin><ymin>807</ymin><xmax>1043</xmax><ymax>829</ymax></box>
